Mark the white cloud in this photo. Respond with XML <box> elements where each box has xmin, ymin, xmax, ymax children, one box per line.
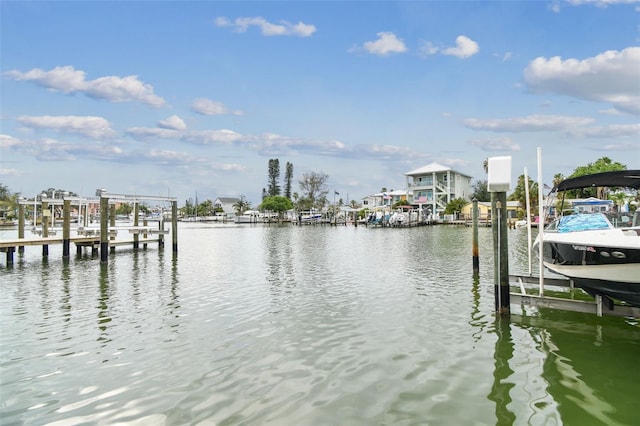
<box><xmin>359</xmin><ymin>32</ymin><xmax>408</xmax><ymax>56</ymax></box>
<box><xmin>181</xmin><ymin>129</ymin><xmax>244</xmax><ymax>145</ymax></box>
<box><xmin>442</xmin><ymin>35</ymin><xmax>479</xmax><ymax>59</ymax></box>
<box><xmin>0</xmin><ymin>134</ymin><xmax>21</xmax><ymax>148</ymax></box>
<box><xmin>190</xmin><ymin>98</ymin><xmax>243</xmax><ymax>116</ymax></box>
<box><xmin>523</xmin><ymin>47</ymin><xmax>640</xmax><ymax>115</ymax></box>
<box><xmin>214</xmin><ymin>16</ymin><xmax>316</xmax><ymax>37</ymax></box>
<box><xmin>469</xmin><ymin>137</ymin><xmax>521</xmax><ymax>151</ymax></box>
<box><xmin>462</xmin><ymin>114</ymin><xmax>594</xmax><ymax>132</ymax></box>
<box><xmin>4</xmin><ymin>66</ymin><xmax>165</xmax><ymax>107</ymax></box>
<box><xmin>126</xmin><ymin>127</ymin><xmax>182</xmax><ymax>140</ymax></box>
<box><xmin>418</xmin><ymin>41</ymin><xmax>439</xmax><ymax>57</ymax></box>
<box><xmin>567</xmin><ymin>123</ymin><xmax>640</xmax><ymax>138</ymax></box>
<box><xmin>0</xmin><ymin>167</ymin><xmax>22</xmax><ymax>177</ymax></box>
<box><xmin>158</xmin><ymin>115</ymin><xmax>187</xmax><ymax>130</ymax></box>
<box><xmin>16</xmin><ymin>115</ymin><xmax>117</xmax><ymax>139</ymax></box>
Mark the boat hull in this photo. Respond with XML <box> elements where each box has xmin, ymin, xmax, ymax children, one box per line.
<box><xmin>542</xmin><ymin>231</ymin><xmax>640</xmax><ymax>306</ymax></box>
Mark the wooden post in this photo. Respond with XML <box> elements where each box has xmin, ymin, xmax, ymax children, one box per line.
<box><xmin>6</xmin><ymin>247</ymin><xmax>15</xmax><ymax>266</ymax></box>
<box><xmin>143</xmin><ymin>219</ymin><xmax>148</xmax><ymax>249</ymax></box>
<box><xmin>472</xmin><ymin>198</ymin><xmax>479</xmax><ymax>276</ymax></box>
<box><xmin>100</xmin><ymin>196</ymin><xmax>109</xmax><ymax>263</ymax></box>
<box><xmin>492</xmin><ymin>192</ymin><xmax>510</xmax><ymax>314</ymax></box>
<box><xmin>18</xmin><ymin>203</ymin><xmax>25</xmax><ymax>253</ymax></box>
<box><xmin>42</xmin><ymin>200</ymin><xmax>49</xmax><ymax>257</ymax></box>
<box><xmin>109</xmin><ymin>204</ymin><xmax>116</xmax><ymax>254</ymax></box>
<box><xmin>171</xmin><ymin>201</ymin><xmax>178</xmax><ymax>254</ymax></box>
<box><xmin>133</xmin><ymin>203</ymin><xmax>139</xmax><ymax>249</ymax></box>
<box><xmin>63</xmin><ymin>199</ymin><xmax>71</xmax><ymax>258</ymax></box>
<box><xmin>158</xmin><ymin>216</ymin><xmax>164</xmax><ymax>248</ymax></box>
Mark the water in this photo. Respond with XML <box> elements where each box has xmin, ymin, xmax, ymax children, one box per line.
<box><xmin>1</xmin><ymin>224</ymin><xmax>639</xmax><ymax>425</ymax></box>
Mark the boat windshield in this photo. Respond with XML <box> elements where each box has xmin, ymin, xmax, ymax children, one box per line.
<box><xmin>546</xmin><ymin>211</ymin><xmax>639</xmax><ymax>232</ymax></box>
<box><xmin>547</xmin><ymin>213</ymin><xmax>612</xmax><ymax>233</ymax></box>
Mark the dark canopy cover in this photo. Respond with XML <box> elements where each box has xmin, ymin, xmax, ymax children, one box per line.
<box><xmin>553</xmin><ymin>170</ymin><xmax>640</xmax><ymax>191</ymax></box>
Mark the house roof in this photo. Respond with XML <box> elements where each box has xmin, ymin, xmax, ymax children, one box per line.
<box><xmin>364</xmin><ymin>189</ymin><xmax>407</xmax><ymax>198</ymax></box>
<box><xmin>405</xmin><ymin>162</ymin><xmax>472</xmax><ymax>178</ymax></box>
<box><xmin>215</xmin><ymin>197</ymin><xmax>239</xmax><ymax>204</ymax></box>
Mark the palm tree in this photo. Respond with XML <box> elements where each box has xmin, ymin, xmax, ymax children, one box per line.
<box><xmin>609</xmin><ymin>192</ymin><xmax>628</xmax><ymax>213</ymax></box>
<box><xmin>233</xmin><ymin>195</ymin><xmax>250</xmax><ymax>214</ymax></box>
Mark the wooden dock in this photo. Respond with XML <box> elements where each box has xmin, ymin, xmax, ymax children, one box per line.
<box><xmin>2</xmin><ymin>191</ymin><xmax>178</xmax><ymax>266</ymax></box>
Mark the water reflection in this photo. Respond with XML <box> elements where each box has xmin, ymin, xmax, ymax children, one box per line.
<box><xmin>97</xmin><ymin>263</ymin><xmax>112</xmax><ymax>348</ymax></box>
<box><xmin>469</xmin><ymin>275</ymin><xmax>487</xmax><ymax>343</ymax></box>
<box><xmin>514</xmin><ymin>312</ymin><xmax>639</xmax><ymax>425</ymax></box>
<box><xmin>488</xmin><ymin>316</ymin><xmax>516</xmax><ymax>424</ymax></box>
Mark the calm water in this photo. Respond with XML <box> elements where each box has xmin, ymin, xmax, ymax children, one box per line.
<box><xmin>1</xmin><ymin>224</ymin><xmax>639</xmax><ymax>425</ymax></box>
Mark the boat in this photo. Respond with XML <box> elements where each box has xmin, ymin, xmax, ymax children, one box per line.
<box><xmin>536</xmin><ymin>170</ymin><xmax>640</xmax><ymax>306</ymax></box>
<box><xmin>234</xmin><ymin>210</ymin><xmax>260</xmax><ymax>224</ymax></box>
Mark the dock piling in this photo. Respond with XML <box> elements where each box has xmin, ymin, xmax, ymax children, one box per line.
<box><xmin>18</xmin><ymin>204</ymin><xmax>25</xmax><ymax>253</ymax></box>
<box><xmin>42</xmin><ymin>200</ymin><xmax>49</xmax><ymax>257</ymax></box>
<box><xmin>172</xmin><ymin>201</ymin><xmax>178</xmax><ymax>254</ymax></box>
<box><xmin>100</xmin><ymin>196</ymin><xmax>109</xmax><ymax>263</ymax></box>
<box><xmin>472</xmin><ymin>198</ymin><xmax>479</xmax><ymax>276</ymax></box>
<box><xmin>492</xmin><ymin>194</ymin><xmax>510</xmax><ymax>314</ymax></box>
<box><xmin>487</xmin><ymin>155</ymin><xmax>512</xmax><ymax>315</ymax></box>
<box><xmin>63</xmin><ymin>199</ymin><xmax>71</xmax><ymax>258</ymax></box>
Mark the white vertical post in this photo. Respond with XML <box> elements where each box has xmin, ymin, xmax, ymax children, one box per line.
<box><xmin>524</xmin><ymin>167</ymin><xmax>532</xmax><ymax>276</ymax></box>
<box><xmin>537</xmin><ymin>148</ymin><xmax>545</xmax><ymax>297</ymax></box>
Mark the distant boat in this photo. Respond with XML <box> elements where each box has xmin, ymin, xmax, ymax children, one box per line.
<box><xmin>534</xmin><ymin>170</ymin><xmax>640</xmax><ymax>306</ymax></box>
<box><xmin>234</xmin><ymin>210</ymin><xmax>260</xmax><ymax>224</ymax></box>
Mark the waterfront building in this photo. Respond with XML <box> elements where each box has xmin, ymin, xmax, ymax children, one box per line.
<box><xmin>460</xmin><ymin>200</ymin><xmax>521</xmax><ymax>221</ymax></box>
<box><xmin>404</xmin><ymin>162</ymin><xmax>473</xmax><ymax>216</ymax></box>
<box><xmin>361</xmin><ymin>189</ymin><xmax>408</xmax><ymax>210</ymax></box>
<box><xmin>214</xmin><ymin>197</ymin><xmax>240</xmax><ymax>217</ymax></box>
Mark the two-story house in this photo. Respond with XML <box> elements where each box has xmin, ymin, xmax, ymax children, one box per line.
<box><xmin>405</xmin><ymin>162</ymin><xmax>472</xmax><ymax>216</ymax></box>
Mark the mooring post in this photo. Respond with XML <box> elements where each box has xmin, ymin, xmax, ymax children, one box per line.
<box><xmin>6</xmin><ymin>247</ymin><xmax>15</xmax><ymax>266</ymax></box>
<box><xmin>171</xmin><ymin>201</ymin><xmax>178</xmax><ymax>254</ymax></box>
<box><xmin>488</xmin><ymin>156</ymin><xmax>512</xmax><ymax>315</ymax></box>
<box><xmin>492</xmin><ymin>193</ymin><xmax>510</xmax><ymax>314</ymax></box>
<box><xmin>100</xmin><ymin>196</ymin><xmax>109</xmax><ymax>263</ymax></box>
<box><xmin>133</xmin><ymin>202</ymin><xmax>139</xmax><ymax>249</ymax></box>
<box><xmin>62</xmin><ymin>199</ymin><xmax>71</xmax><ymax>258</ymax></box>
<box><xmin>143</xmin><ymin>219</ymin><xmax>148</xmax><ymax>249</ymax></box>
<box><xmin>472</xmin><ymin>198</ymin><xmax>479</xmax><ymax>276</ymax></box>
<box><xmin>18</xmin><ymin>203</ymin><xmax>25</xmax><ymax>253</ymax></box>
<box><xmin>42</xmin><ymin>200</ymin><xmax>49</xmax><ymax>257</ymax></box>
<box><xmin>158</xmin><ymin>216</ymin><xmax>165</xmax><ymax>249</ymax></box>
<box><xmin>109</xmin><ymin>204</ymin><xmax>116</xmax><ymax>254</ymax></box>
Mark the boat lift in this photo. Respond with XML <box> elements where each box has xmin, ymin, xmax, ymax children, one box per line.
<box><xmin>509</xmin><ymin>148</ymin><xmax>640</xmax><ymax>318</ymax></box>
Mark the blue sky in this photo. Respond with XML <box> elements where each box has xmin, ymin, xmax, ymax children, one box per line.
<box><xmin>1</xmin><ymin>0</ymin><xmax>639</xmax><ymax>206</ymax></box>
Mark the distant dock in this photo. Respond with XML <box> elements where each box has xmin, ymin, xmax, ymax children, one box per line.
<box><xmin>1</xmin><ymin>191</ymin><xmax>177</xmax><ymax>266</ymax></box>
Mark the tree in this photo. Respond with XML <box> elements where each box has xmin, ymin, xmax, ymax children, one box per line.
<box><xmin>267</xmin><ymin>159</ymin><xmax>281</xmax><ymax>197</ymax></box>
<box><xmin>508</xmin><ymin>174</ymin><xmax>538</xmax><ymax>212</ymax></box>
<box><xmin>568</xmin><ymin>157</ymin><xmax>626</xmax><ymax>198</ymax></box>
<box><xmin>259</xmin><ymin>195</ymin><xmax>293</xmax><ymax>219</ymax></box>
<box><xmin>609</xmin><ymin>192</ymin><xmax>629</xmax><ymax>213</ymax></box>
<box><xmin>233</xmin><ymin>195</ymin><xmax>251</xmax><ymax>214</ymax></box>
<box><xmin>298</xmin><ymin>171</ymin><xmax>329</xmax><ymax>209</ymax></box>
<box><xmin>284</xmin><ymin>162</ymin><xmax>293</xmax><ymax>199</ymax></box>
<box><xmin>116</xmin><ymin>203</ymin><xmax>133</xmax><ymax>216</ymax></box>
<box><xmin>0</xmin><ymin>183</ymin><xmax>20</xmax><ymax>221</ymax></box>
<box><xmin>444</xmin><ymin>198</ymin><xmax>469</xmax><ymax>215</ymax></box>
<box><xmin>470</xmin><ymin>180</ymin><xmax>490</xmax><ymax>202</ymax></box>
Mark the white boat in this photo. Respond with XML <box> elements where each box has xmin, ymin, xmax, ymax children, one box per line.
<box><xmin>536</xmin><ymin>170</ymin><xmax>640</xmax><ymax>306</ymax></box>
<box><xmin>234</xmin><ymin>210</ymin><xmax>260</xmax><ymax>224</ymax></box>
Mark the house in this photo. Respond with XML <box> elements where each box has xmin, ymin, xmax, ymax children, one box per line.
<box><xmin>460</xmin><ymin>201</ymin><xmax>521</xmax><ymax>221</ymax></box>
<box><xmin>214</xmin><ymin>197</ymin><xmax>240</xmax><ymax>216</ymax></box>
<box><xmin>404</xmin><ymin>162</ymin><xmax>473</xmax><ymax>216</ymax></box>
<box><xmin>362</xmin><ymin>189</ymin><xmax>408</xmax><ymax>209</ymax></box>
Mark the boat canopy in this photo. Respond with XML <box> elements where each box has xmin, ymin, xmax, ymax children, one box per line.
<box><xmin>553</xmin><ymin>170</ymin><xmax>640</xmax><ymax>192</ymax></box>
